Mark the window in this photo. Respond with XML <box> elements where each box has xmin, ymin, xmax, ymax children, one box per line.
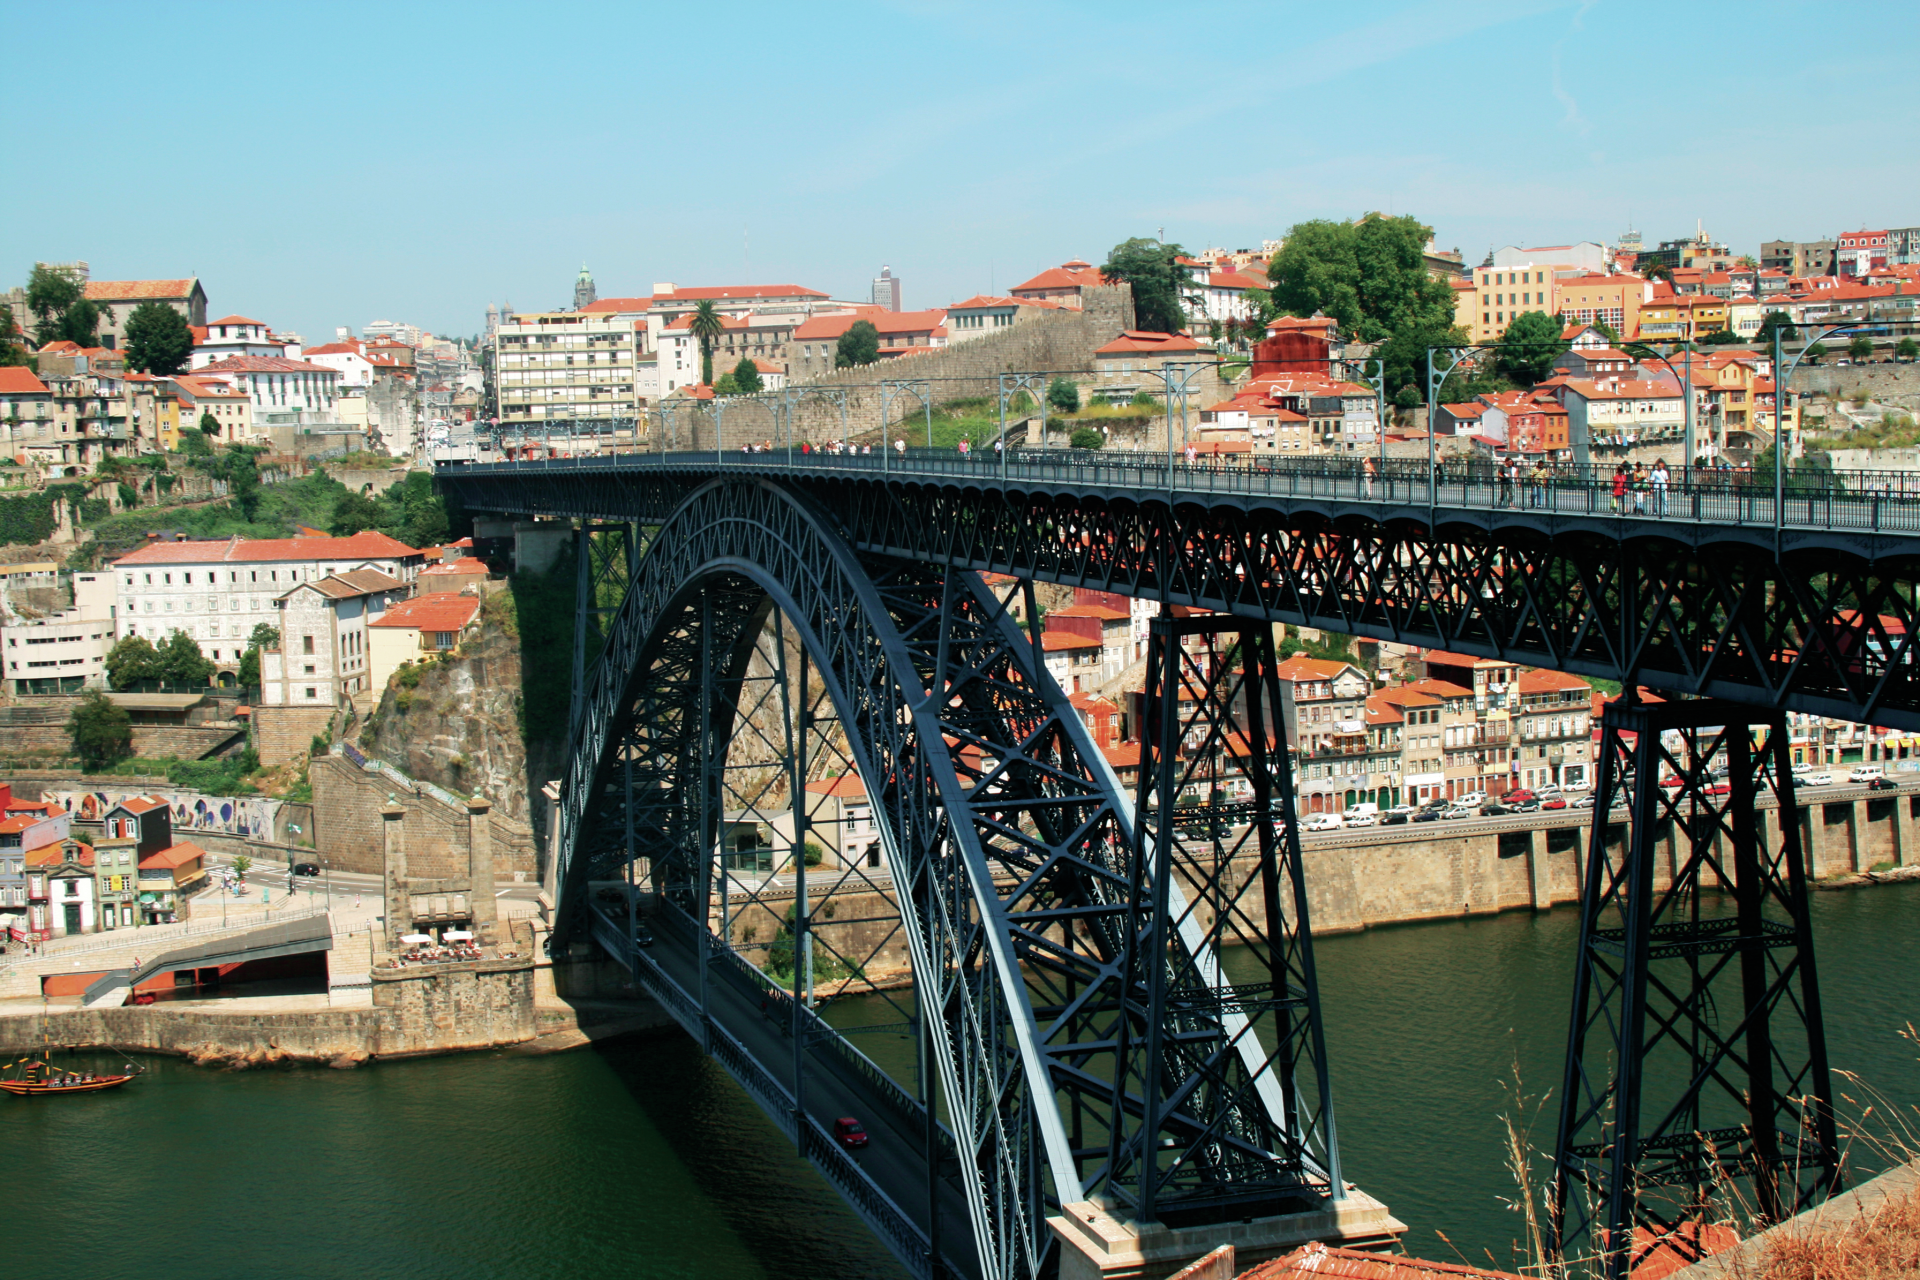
<box><xmin>303</xmin><ymin>635</ymin><xmax>314</xmax><ymax>655</ymax></box>
<box><xmin>305</xmin><ymin>687</ymin><xmax>317</xmax><ymax>700</ymax></box>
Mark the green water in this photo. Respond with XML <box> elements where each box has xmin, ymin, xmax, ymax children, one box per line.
<box><xmin>9</xmin><ymin>884</ymin><xmax>1915</xmax><ymax>1280</ymax></box>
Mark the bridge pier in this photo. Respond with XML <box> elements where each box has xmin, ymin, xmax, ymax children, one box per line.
<box><xmin>1047</xmin><ymin>1193</ymin><xmax>1404</xmax><ymax>1280</ymax></box>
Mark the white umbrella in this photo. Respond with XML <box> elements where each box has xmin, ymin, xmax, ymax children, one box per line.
<box><xmin>400</xmin><ymin>933</ymin><xmax>435</xmax><ymax>945</ymax></box>
<box><xmin>443</xmin><ymin>930</ymin><xmax>474</xmax><ymax>941</ymax></box>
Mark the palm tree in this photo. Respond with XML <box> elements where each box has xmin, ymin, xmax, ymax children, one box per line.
<box><xmin>688</xmin><ymin>300</ymin><xmax>724</xmax><ymax>387</ymax></box>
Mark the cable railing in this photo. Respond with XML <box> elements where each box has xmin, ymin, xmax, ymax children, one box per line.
<box><xmin>445</xmin><ymin>447</ymin><xmax>1920</xmax><ymax>537</ymax></box>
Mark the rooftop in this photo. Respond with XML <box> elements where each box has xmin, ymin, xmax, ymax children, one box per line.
<box><xmin>368</xmin><ymin>592</ymin><xmax>481</xmax><ymax>632</ymax></box>
<box><xmin>111</xmin><ymin>531</ymin><xmax>421</xmax><ymax>567</ymax></box>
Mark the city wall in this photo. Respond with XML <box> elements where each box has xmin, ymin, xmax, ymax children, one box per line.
<box><xmin>662</xmin><ymin>286</ymin><xmax>1136</xmax><ymax>450</ymax></box>
<box><xmin>0</xmin><ymin>958</ymin><xmax>537</xmax><ymax>1064</ymax></box>
<box><xmin>310</xmin><ymin>750</ymin><xmax>539</xmax><ymax>879</ymax></box>
<box><xmin>701</xmin><ymin>792</ymin><xmax>1917</xmax><ymax>974</ymax></box>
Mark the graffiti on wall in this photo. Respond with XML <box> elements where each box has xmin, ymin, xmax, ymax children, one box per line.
<box><xmin>48</xmin><ymin>788</ymin><xmax>285</xmax><ymax>841</ymax></box>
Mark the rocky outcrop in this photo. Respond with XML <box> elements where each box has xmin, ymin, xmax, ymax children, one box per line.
<box><xmin>358</xmin><ymin>611</ymin><xmax>556</xmax><ymax>827</ymax></box>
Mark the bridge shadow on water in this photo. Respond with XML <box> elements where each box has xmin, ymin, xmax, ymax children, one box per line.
<box><xmin>587</xmin><ymin>1030</ymin><xmax>912</xmax><ymax>1280</ymax></box>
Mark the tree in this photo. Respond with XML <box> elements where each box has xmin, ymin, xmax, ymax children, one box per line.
<box><xmin>731</xmin><ymin>356</ymin><xmax>763</xmax><ymax>394</ymax></box>
<box><xmin>330</xmin><ymin>488</ymin><xmax>383</xmax><ymax>536</ymax></box>
<box><xmin>1593</xmin><ymin>319</ymin><xmax>1623</xmax><ymax>345</ymax></box>
<box><xmin>712</xmin><ymin>372</ymin><xmax>740</xmax><ymax>396</ymax></box>
<box><xmin>248</xmin><ymin>622</ymin><xmax>282</xmax><ymax>650</ymax></box>
<box><xmin>1641</xmin><ymin>261</ymin><xmax>1675</xmax><ymax>284</ymax></box>
<box><xmin>155</xmin><ymin>629</ymin><xmax>214</xmax><ymax>687</ymax></box>
<box><xmin>1806</xmin><ymin>342</ymin><xmax>1829</xmax><ymax>364</ymax></box>
<box><xmin>688</xmin><ymin>299</ymin><xmax>724</xmax><ymax>386</ymax></box>
<box><xmin>1494</xmin><ymin>311</ymin><xmax>1567</xmax><ymax>386</ymax></box>
<box><xmin>1069</xmin><ymin>427</ymin><xmax>1104</xmax><ymax>449</ymax></box>
<box><xmin>1898</xmin><ymin>338</ymin><xmax>1918</xmax><ymax>361</ymax></box>
<box><xmin>1047</xmin><ymin>377</ymin><xmax>1081</xmax><ymax>413</ymax></box>
<box><xmin>105</xmin><ymin>635</ymin><xmax>161</xmax><ymax>689</ymax></box>
<box><xmin>123</xmin><ymin>301</ymin><xmax>193</xmax><ymax>374</ymax></box>
<box><xmin>1754</xmin><ymin>311</ymin><xmax>1797</xmax><ymax>347</ymax></box>
<box><xmin>1101</xmin><ymin>237</ymin><xmax>1189</xmax><ymax>334</ymax></box>
<box><xmin>68</xmin><ymin>688</ymin><xmax>132</xmax><ymax>770</ymax></box>
<box><xmin>0</xmin><ymin>304</ymin><xmax>29</xmax><ymax>366</ymax></box>
<box><xmin>1264</xmin><ymin>214</ymin><xmax>1455</xmax><ymax>346</ymax></box>
<box><xmin>1699</xmin><ymin>328</ymin><xmax>1746</xmax><ymax>345</ymax></box>
<box><xmin>1848</xmin><ymin>334</ymin><xmax>1874</xmax><ymax>361</ymax></box>
<box><xmin>835</xmin><ymin>320</ymin><xmax>880</xmax><ymax>368</ymax></box>
<box><xmin>1737</xmin><ymin>255</ymin><xmax>1759</xmax><ymax>270</ymax></box>
<box><xmin>27</xmin><ymin>264</ymin><xmax>99</xmax><ymax>348</ymax></box>
<box><xmin>223</xmin><ymin>447</ymin><xmax>262</xmax><ymax>519</ymax></box>
<box><xmin>198</xmin><ymin>409</ymin><xmax>221</xmax><ymax>437</ymax></box>
<box><xmin>236</xmin><ymin>645</ymin><xmax>261</xmax><ymax>688</ymax></box>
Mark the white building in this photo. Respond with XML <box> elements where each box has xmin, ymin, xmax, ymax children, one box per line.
<box><xmin>492</xmin><ymin>312</ymin><xmax>642</xmax><ymax>425</ymax></box>
<box><xmin>261</xmin><ymin>569</ymin><xmax>408</xmax><ymax>708</ymax></box>
<box><xmin>110</xmin><ymin>533</ymin><xmax>423</xmax><ymax>671</ymax></box>
<box><xmin>0</xmin><ymin>572</ymin><xmax>116</xmax><ymax>695</ymax></box>
<box><xmin>192</xmin><ymin>355</ymin><xmax>341</xmax><ymax>414</ymax></box>
<box><xmin>190</xmin><ymin>316</ymin><xmax>286</xmax><ymax>368</ymax></box>
<box><xmin>301</xmin><ymin>340</ymin><xmax>378</xmax><ymax>387</ymax></box>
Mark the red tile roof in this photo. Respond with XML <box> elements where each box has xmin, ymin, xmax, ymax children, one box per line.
<box><xmin>1242</xmin><ymin>1241</ymin><xmax>1526</xmax><ymax>1280</ymax></box>
<box><xmin>1040</xmin><ymin>632</ymin><xmax>1102</xmax><ymax>651</ymax></box>
<box><xmin>113</xmin><ymin>796</ymin><xmax>168</xmax><ymax>815</ymax></box>
<box><xmin>656</xmin><ymin>284</ymin><xmax>828</xmax><ymax>301</ymax></box>
<box><xmin>947</xmin><ymin>294</ymin><xmax>1062</xmax><ymax>311</ymax></box>
<box><xmin>139</xmin><ymin>841</ymin><xmax>205</xmax><ymax>870</ymax></box>
<box><xmin>1047</xmin><ymin>604</ymin><xmax>1130</xmax><ymax>621</ymax></box>
<box><xmin>420</xmin><ymin>556</ymin><xmax>489</xmax><ymax>576</ymax></box>
<box><xmin>1010</xmin><ymin>263</ymin><xmax>1105</xmax><ymax>294</ymax></box>
<box><xmin>577</xmin><ymin>297</ymin><xmax>654</xmax><ymax>313</ymax></box>
<box><xmin>1516</xmin><ymin>668</ymin><xmax>1592</xmax><ymax>693</ymax></box>
<box><xmin>208</xmin><ymin>315</ymin><xmax>265</xmax><ymax>326</ymax></box>
<box><xmin>805</xmin><ymin>774</ymin><xmax>867</xmax><ymax>799</ymax></box>
<box><xmin>194</xmin><ymin>355</ymin><xmax>339</xmax><ymax>375</ymax></box>
<box><xmin>791</xmin><ymin>309</ymin><xmax>949</xmax><ymax>341</ymax></box>
<box><xmin>368</xmin><ymin>592</ymin><xmax>480</xmax><ymax>632</ymax></box>
<box><xmin>0</xmin><ymin>367</ymin><xmax>50</xmax><ymax>395</ymax></box>
<box><xmin>84</xmin><ymin>279</ymin><xmax>197</xmax><ymax>303</ymax></box>
<box><xmin>1095</xmin><ymin>331</ymin><xmax>1207</xmax><ymax>356</ymax></box>
<box><xmin>1274</xmin><ymin>655</ymin><xmax>1357</xmax><ymax>682</ymax></box>
<box><xmin>111</xmin><ymin>531</ymin><xmax>420</xmax><ymax>566</ymax></box>
<box><xmin>26</xmin><ymin>840</ymin><xmax>92</xmax><ymax>868</ymax></box>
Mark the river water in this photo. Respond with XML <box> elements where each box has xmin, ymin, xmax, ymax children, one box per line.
<box><xmin>10</xmin><ymin>883</ymin><xmax>1915</xmax><ymax>1280</ymax></box>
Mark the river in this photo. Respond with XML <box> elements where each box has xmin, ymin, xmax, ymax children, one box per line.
<box><xmin>10</xmin><ymin>883</ymin><xmax>1916</xmax><ymax>1280</ymax></box>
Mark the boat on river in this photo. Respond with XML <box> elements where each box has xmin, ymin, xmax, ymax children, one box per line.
<box><xmin>1</xmin><ymin>1056</ymin><xmax>137</xmax><ymax>1096</ymax></box>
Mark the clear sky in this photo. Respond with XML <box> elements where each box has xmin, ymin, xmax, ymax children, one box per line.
<box><xmin>4</xmin><ymin>0</ymin><xmax>1913</xmax><ymax>343</ymax></box>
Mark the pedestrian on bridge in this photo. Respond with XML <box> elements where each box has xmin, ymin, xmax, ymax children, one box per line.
<box><xmin>1497</xmin><ymin>459</ymin><xmax>1515</xmax><ymax>508</ymax></box>
<box><xmin>1610</xmin><ymin>463</ymin><xmax>1628</xmax><ymax>513</ymax></box>
<box><xmin>1362</xmin><ymin>455</ymin><xmax>1377</xmax><ymax>498</ymax></box>
<box><xmin>1631</xmin><ymin>461</ymin><xmax>1649</xmax><ymax>514</ymax></box>
<box><xmin>1651</xmin><ymin>459</ymin><xmax>1671</xmax><ymax>516</ymax></box>
<box><xmin>1528</xmin><ymin>459</ymin><xmax>1548</xmax><ymax>507</ymax></box>
<box><xmin>895</xmin><ymin>438</ymin><xmax>906</xmax><ymax>459</ymax></box>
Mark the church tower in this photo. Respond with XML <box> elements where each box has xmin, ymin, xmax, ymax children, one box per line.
<box><xmin>573</xmin><ymin>264</ymin><xmax>597</xmax><ymax>310</ymax></box>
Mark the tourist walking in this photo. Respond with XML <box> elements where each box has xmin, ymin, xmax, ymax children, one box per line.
<box><xmin>1650</xmin><ymin>458</ymin><xmax>1670</xmax><ymax>516</ymax></box>
<box><xmin>1528</xmin><ymin>459</ymin><xmax>1548</xmax><ymax>508</ymax></box>
<box><xmin>1362</xmin><ymin>454</ymin><xmax>1377</xmax><ymax>498</ymax></box>
<box><xmin>1631</xmin><ymin>461</ymin><xmax>1648</xmax><ymax>514</ymax></box>
<box><xmin>1610</xmin><ymin>463</ymin><xmax>1628</xmax><ymax>513</ymax></box>
<box><xmin>1497</xmin><ymin>458</ymin><xmax>1514</xmax><ymax>508</ymax></box>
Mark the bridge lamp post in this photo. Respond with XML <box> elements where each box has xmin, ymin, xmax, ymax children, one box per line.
<box><xmin>1354</xmin><ymin>356</ymin><xmax>1388</xmax><ymax>476</ymax></box>
<box><xmin>1771</xmin><ymin>319</ymin><xmax>1873</xmax><ymax>542</ymax></box>
<box><xmin>1140</xmin><ymin>361</ymin><xmax>1209</xmax><ymax>479</ymax></box>
<box><xmin>1623</xmin><ymin>343</ymin><xmax>1700</xmax><ymax>471</ymax></box>
<box><xmin>996</xmin><ymin>371</ymin><xmax>1049</xmax><ymax>476</ymax></box>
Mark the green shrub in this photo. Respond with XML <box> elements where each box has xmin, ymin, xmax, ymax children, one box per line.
<box><xmin>1070</xmin><ymin>427</ymin><xmax>1105</xmax><ymax>450</ymax></box>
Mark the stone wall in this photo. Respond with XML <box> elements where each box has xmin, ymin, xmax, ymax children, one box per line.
<box><xmin>311</xmin><ymin>750</ymin><xmax>537</xmax><ymax>879</ymax></box>
<box><xmin>0</xmin><ymin>958</ymin><xmax>536</xmax><ymax>1063</ymax></box>
<box><xmin>665</xmin><ymin>286</ymin><xmax>1136</xmax><ymax>450</ymax></box>
<box><xmin>254</xmin><ymin>704</ymin><xmax>336</xmax><ymax>767</ymax></box>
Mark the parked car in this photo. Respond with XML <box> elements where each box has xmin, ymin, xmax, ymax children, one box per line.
<box><xmin>832</xmin><ymin>1117</ymin><xmax>869</xmax><ymax>1150</ymax></box>
<box><xmin>1571</xmin><ymin>795</ymin><xmax>1596</xmax><ymax>809</ymax></box>
<box><xmin>1455</xmin><ymin>791</ymin><xmax>1487</xmax><ymax>809</ymax></box>
<box><xmin>1660</xmin><ymin>776</ymin><xmax>1686</xmax><ymax>789</ymax></box>
<box><xmin>1304</xmin><ymin>813</ymin><xmax>1344</xmax><ymax>832</ymax></box>
<box><xmin>1806</xmin><ymin>772</ymin><xmax>1835</xmax><ymax>786</ymax></box>
<box><xmin>1510</xmin><ymin>799</ymin><xmax>1541</xmax><ymax>813</ymax></box>
<box><xmin>1381</xmin><ymin>810</ymin><xmax>1411</xmax><ymax>825</ymax></box>
<box><xmin>1388</xmin><ymin>804</ymin><xmax>1417</xmax><ymax>819</ymax></box>
<box><xmin>1345</xmin><ymin>813</ymin><xmax>1377</xmax><ymax>828</ymax></box>
<box><xmin>1441</xmin><ymin>805</ymin><xmax>1476</xmax><ymax>820</ymax></box>
<box><xmin>1791</xmin><ymin>762</ymin><xmax>1812</xmax><ymax>776</ymax></box>
<box><xmin>1411</xmin><ymin>809</ymin><xmax>1443</xmax><ymax>823</ymax></box>
<box><xmin>1343</xmin><ymin>802</ymin><xmax>1380</xmax><ymax>825</ymax></box>
<box><xmin>1479</xmin><ymin>802</ymin><xmax>1513</xmax><ymax>817</ymax></box>
<box><xmin>1540</xmin><ymin>797</ymin><xmax>1569</xmax><ymax>810</ymax></box>
<box><xmin>292</xmin><ymin>862</ymin><xmax>320</xmax><ymax>877</ymax></box>
<box><xmin>1705</xmin><ymin>780</ymin><xmax>1732</xmax><ymax>797</ymax></box>
<box><xmin>1504</xmin><ymin>789</ymin><xmax>1537</xmax><ymax>805</ymax></box>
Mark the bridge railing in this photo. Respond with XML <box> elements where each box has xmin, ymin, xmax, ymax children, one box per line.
<box><xmin>444</xmin><ymin>447</ymin><xmax>1920</xmax><ymax>535</ymax></box>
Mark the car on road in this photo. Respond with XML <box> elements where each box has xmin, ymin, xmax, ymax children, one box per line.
<box><xmin>1503</xmin><ymin>789</ymin><xmax>1537</xmax><ymax>805</ymax></box>
<box><xmin>1868</xmin><ymin>777</ymin><xmax>1899</xmax><ymax>792</ymax></box>
<box><xmin>1509</xmin><ymin>799</ymin><xmax>1541</xmax><ymax>813</ymax></box>
<box><xmin>1304</xmin><ymin>813</ymin><xmax>1344</xmax><ymax>832</ymax></box>
<box><xmin>292</xmin><ymin>862</ymin><xmax>320</xmax><ymax>877</ymax></box>
<box><xmin>1704</xmin><ymin>780</ymin><xmax>1732</xmax><ymax>797</ymax></box>
<box><xmin>832</xmin><ymin>1117</ymin><xmax>869</xmax><ymax>1150</ymax></box>
<box><xmin>1480</xmin><ymin>801</ymin><xmax>1513</xmax><ymax>816</ymax></box>
<box><xmin>633</xmin><ymin>923</ymin><xmax>654</xmax><ymax>947</ymax></box>
<box><xmin>1411</xmin><ymin>809</ymin><xmax>1443</xmax><ymax>823</ymax></box>
<box><xmin>1388</xmin><ymin>804</ymin><xmax>1417</xmax><ymax>819</ymax></box>
<box><xmin>1345</xmin><ymin>813</ymin><xmax>1377</xmax><ymax>828</ymax></box>
<box><xmin>1381</xmin><ymin>810</ymin><xmax>1410</xmax><ymax>825</ymax></box>
<box><xmin>1791</xmin><ymin>762</ymin><xmax>1812</xmax><ymax>777</ymax></box>
<box><xmin>1849</xmin><ymin>766</ymin><xmax>1886</xmax><ymax>784</ymax></box>
<box><xmin>1570</xmin><ymin>795</ymin><xmax>1596</xmax><ymax>809</ymax></box>
<box><xmin>1455</xmin><ymin>791</ymin><xmax>1487</xmax><ymax>809</ymax></box>
<box><xmin>1806</xmin><ymin>772</ymin><xmax>1835</xmax><ymax>786</ymax></box>
<box><xmin>1540</xmin><ymin>797</ymin><xmax>1568</xmax><ymax>810</ymax></box>
<box><xmin>1441</xmin><ymin>805</ymin><xmax>1476</xmax><ymax>820</ymax></box>
<box><xmin>1660</xmin><ymin>775</ymin><xmax>1686</xmax><ymax>789</ymax></box>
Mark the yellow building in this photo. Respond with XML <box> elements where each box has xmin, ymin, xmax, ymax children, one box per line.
<box><xmin>1461</xmin><ymin>263</ymin><xmax>1561</xmax><ymax>342</ymax></box>
<box><xmin>1635</xmin><ymin>295</ymin><xmax>1729</xmax><ymax>342</ymax></box>
<box><xmin>1554</xmin><ymin>273</ymin><xmax>1646</xmax><ymax>340</ymax></box>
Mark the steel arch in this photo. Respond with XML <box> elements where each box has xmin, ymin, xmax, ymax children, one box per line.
<box><xmin>555</xmin><ymin>479</ymin><xmax>1337</xmax><ymax>1280</ymax></box>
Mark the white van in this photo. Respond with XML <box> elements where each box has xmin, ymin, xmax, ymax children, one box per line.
<box><xmin>1303</xmin><ymin>813</ymin><xmax>1344</xmax><ymax>832</ymax></box>
<box><xmin>1848</xmin><ymin>766</ymin><xmax>1885</xmax><ymax>784</ymax></box>
<box><xmin>1342</xmin><ymin>802</ymin><xmax>1379</xmax><ymax>826</ymax></box>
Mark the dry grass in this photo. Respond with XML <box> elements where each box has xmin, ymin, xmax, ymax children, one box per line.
<box><xmin>1750</xmin><ymin>1181</ymin><xmax>1920</xmax><ymax>1280</ymax></box>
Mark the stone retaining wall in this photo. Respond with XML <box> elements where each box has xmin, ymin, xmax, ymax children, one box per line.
<box><xmin>311</xmin><ymin>751</ymin><xmax>537</xmax><ymax>878</ymax></box>
<box><xmin>0</xmin><ymin>957</ymin><xmax>537</xmax><ymax>1064</ymax></box>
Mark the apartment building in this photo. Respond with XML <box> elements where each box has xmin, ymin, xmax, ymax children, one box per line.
<box><xmin>260</xmin><ymin>569</ymin><xmax>408</xmax><ymax>708</ymax></box>
<box><xmin>0</xmin><ymin>571</ymin><xmax>116</xmax><ymax>695</ymax></box>
<box><xmin>788</xmin><ymin>309</ymin><xmax>949</xmax><ymax>381</ymax></box>
<box><xmin>82</xmin><ymin>277</ymin><xmax>208</xmax><ymax>350</ymax></box>
<box><xmin>493</xmin><ymin>311</ymin><xmax>642</xmax><ymax>424</ymax></box>
<box><xmin>803</xmin><ymin>774</ymin><xmax>880</xmax><ymax>869</ymax></box>
<box><xmin>1511</xmin><ymin>670</ymin><xmax>1594</xmax><ymax>790</ymax></box>
<box><xmin>1554</xmin><ymin>273</ymin><xmax>1647</xmax><ymax>338</ymax></box>
<box><xmin>1274</xmin><ymin>656</ymin><xmax>1372</xmax><ymax>813</ymax></box>
<box><xmin>945</xmin><ymin>295</ymin><xmax>1061</xmax><ymax>345</ymax></box>
<box><xmin>111</xmin><ymin>532</ymin><xmax>423</xmax><ymax>670</ymax></box>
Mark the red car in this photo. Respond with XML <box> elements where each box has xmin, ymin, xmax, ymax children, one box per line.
<box><xmin>1705</xmin><ymin>780</ymin><xmax>1732</xmax><ymax>796</ymax></box>
<box><xmin>1660</xmin><ymin>776</ymin><xmax>1686</xmax><ymax>788</ymax></box>
<box><xmin>1505</xmin><ymin>789</ymin><xmax>1537</xmax><ymax>804</ymax></box>
<box><xmin>1540</xmin><ymin>797</ymin><xmax>1568</xmax><ymax>810</ymax></box>
<box><xmin>832</xmin><ymin>1117</ymin><xmax>869</xmax><ymax>1150</ymax></box>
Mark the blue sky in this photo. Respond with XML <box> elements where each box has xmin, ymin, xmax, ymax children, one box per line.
<box><xmin>4</xmin><ymin>0</ymin><xmax>1913</xmax><ymax>343</ymax></box>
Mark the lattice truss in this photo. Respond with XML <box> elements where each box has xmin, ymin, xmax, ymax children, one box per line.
<box><xmin>841</xmin><ymin>487</ymin><xmax>1920</xmax><ymax>725</ymax></box>
<box><xmin>1552</xmin><ymin>698</ymin><xmax>1840</xmax><ymax>1280</ymax></box>
<box><xmin>547</xmin><ymin>479</ymin><xmax>1339</xmax><ymax>1280</ymax></box>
